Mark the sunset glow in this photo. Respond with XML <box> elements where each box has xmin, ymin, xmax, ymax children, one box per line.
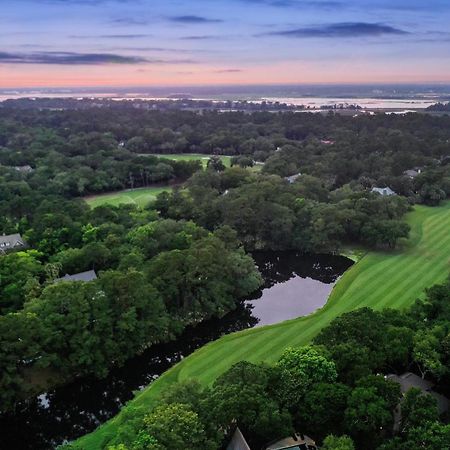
<box><xmin>2</xmin><ymin>0</ymin><xmax>450</xmax><ymax>88</ymax></box>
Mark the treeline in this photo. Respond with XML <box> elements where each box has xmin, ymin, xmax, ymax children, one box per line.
<box><xmin>0</xmin><ymin>199</ymin><xmax>262</xmax><ymax>408</ymax></box>
<box><xmin>1</xmin><ymin>106</ymin><xmax>450</xmax><ymax>200</ymax></box>
<box><xmin>155</xmin><ymin>169</ymin><xmax>411</xmax><ymax>252</ymax></box>
<box><xmin>427</xmin><ymin>102</ymin><xmax>450</xmax><ymax>112</ymax></box>
<box><xmin>75</xmin><ymin>279</ymin><xmax>450</xmax><ymax>450</ymax></box>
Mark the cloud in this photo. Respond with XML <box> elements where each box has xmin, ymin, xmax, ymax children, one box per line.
<box><xmin>71</xmin><ymin>34</ymin><xmax>152</xmax><ymax>39</ymax></box>
<box><xmin>238</xmin><ymin>0</ymin><xmax>342</xmax><ymax>9</ymax></box>
<box><xmin>179</xmin><ymin>35</ymin><xmax>221</xmax><ymax>40</ymax></box>
<box><xmin>213</xmin><ymin>69</ymin><xmax>243</xmax><ymax>73</ymax></box>
<box><xmin>0</xmin><ymin>51</ymin><xmax>198</xmax><ymax>65</ymax></box>
<box><xmin>109</xmin><ymin>18</ymin><xmax>150</xmax><ymax>26</ymax></box>
<box><xmin>0</xmin><ymin>51</ymin><xmax>147</xmax><ymax>65</ymax></box>
<box><xmin>263</xmin><ymin>22</ymin><xmax>409</xmax><ymax>38</ymax></box>
<box><xmin>169</xmin><ymin>15</ymin><xmax>223</xmax><ymax>24</ymax></box>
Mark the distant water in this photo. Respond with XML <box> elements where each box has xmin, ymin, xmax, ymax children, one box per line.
<box><xmin>1</xmin><ymin>84</ymin><xmax>450</xmax><ymax>109</ymax></box>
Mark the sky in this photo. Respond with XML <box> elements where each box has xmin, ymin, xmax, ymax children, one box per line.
<box><xmin>1</xmin><ymin>0</ymin><xmax>450</xmax><ymax>88</ymax></box>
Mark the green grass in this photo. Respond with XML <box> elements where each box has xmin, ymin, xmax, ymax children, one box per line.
<box><xmin>76</xmin><ymin>201</ymin><xmax>450</xmax><ymax>449</ymax></box>
<box><xmin>149</xmin><ymin>153</ymin><xmax>232</xmax><ymax>168</ymax></box>
<box><xmin>85</xmin><ymin>186</ymin><xmax>172</xmax><ymax>208</ymax></box>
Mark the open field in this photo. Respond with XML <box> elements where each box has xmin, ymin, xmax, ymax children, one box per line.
<box><xmin>76</xmin><ymin>201</ymin><xmax>450</xmax><ymax>449</ymax></box>
<box><xmin>149</xmin><ymin>153</ymin><xmax>232</xmax><ymax>168</ymax></box>
<box><xmin>85</xmin><ymin>186</ymin><xmax>172</xmax><ymax>208</ymax></box>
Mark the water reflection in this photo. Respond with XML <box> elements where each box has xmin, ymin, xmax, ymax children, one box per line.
<box><xmin>246</xmin><ymin>252</ymin><xmax>353</xmax><ymax>326</ymax></box>
<box><xmin>1</xmin><ymin>252</ymin><xmax>352</xmax><ymax>449</ymax></box>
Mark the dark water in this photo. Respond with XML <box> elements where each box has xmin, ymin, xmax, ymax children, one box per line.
<box><xmin>246</xmin><ymin>252</ymin><xmax>353</xmax><ymax>326</ymax></box>
<box><xmin>0</xmin><ymin>252</ymin><xmax>352</xmax><ymax>450</ymax></box>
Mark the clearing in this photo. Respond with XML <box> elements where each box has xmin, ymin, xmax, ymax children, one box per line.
<box><xmin>85</xmin><ymin>186</ymin><xmax>172</xmax><ymax>208</ymax></box>
<box><xmin>144</xmin><ymin>153</ymin><xmax>232</xmax><ymax>168</ymax></box>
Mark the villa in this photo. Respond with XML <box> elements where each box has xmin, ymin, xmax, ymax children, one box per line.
<box><xmin>371</xmin><ymin>186</ymin><xmax>397</xmax><ymax>196</ymax></box>
<box><xmin>285</xmin><ymin>173</ymin><xmax>302</xmax><ymax>184</ymax></box>
<box><xmin>0</xmin><ymin>233</ymin><xmax>27</xmax><ymax>253</ymax></box>
<box><xmin>55</xmin><ymin>270</ymin><xmax>98</xmax><ymax>283</ymax></box>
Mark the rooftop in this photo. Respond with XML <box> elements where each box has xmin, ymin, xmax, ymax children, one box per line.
<box><xmin>387</xmin><ymin>372</ymin><xmax>449</xmax><ymax>415</ymax></box>
<box><xmin>0</xmin><ymin>233</ymin><xmax>27</xmax><ymax>252</ymax></box>
<box><xmin>266</xmin><ymin>434</ymin><xmax>317</xmax><ymax>450</ymax></box>
<box><xmin>55</xmin><ymin>270</ymin><xmax>98</xmax><ymax>283</ymax></box>
<box><xmin>372</xmin><ymin>186</ymin><xmax>396</xmax><ymax>196</ymax></box>
<box><xmin>285</xmin><ymin>173</ymin><xmax>302</xmax><ymax>184</ymax></box>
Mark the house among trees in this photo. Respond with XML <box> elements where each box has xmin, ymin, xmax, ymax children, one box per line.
<box><xmin>403</xmin><ymin>168</ymin><xmax>422</xmax><ymax>178</ymax></box>
<box><xmin>55</xmin><ymin>270</ymin><xmax>98</xmax><ymax>283</ymax></box>
<box><xmin>387</xmin><ymin>372</ymin><xmax>449</xmax><ymax>416</ymax></box>
<box><xmin>0</xmin><ymin>233</ymin><xmax>27</xmax><ymax>253</ymax></box>
<box><xmin>13</xmin><ymin>165</ymin><xmax>34</xmax><ymax>173</ymax></box>
<box><xmin>285</xmin><ymin>173</ymin><xmax>302</xmax><ymax>184</ymax></box>
<box><xmin>226</xmin><ymin>427</ymin><xmax>251</xmax><ymax>450</ymax></box>
<box><xmin>226</xmin><ymin>429</ymin><xmax>317</xmax><ymax>450</ymax></box>
<box><xmin>371</xmin><ymin>186</ymin><xmax>397</xmax><ymax>196</ymax></box>
<box><xmin>265</xmin><ymin>433</ymin><xmax>318</xmax><ymax>450</ymax></box>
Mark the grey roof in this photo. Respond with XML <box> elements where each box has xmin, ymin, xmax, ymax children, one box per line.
<box><xmin>387</xmin><ymin>372</ymin><xmax>433</xmax><ymax>392</ymax></box>
<box><xmin>266</xmin><ymin>434</ymin><xmax>317</xmax><ymax>450</ymax></box>
<box><xmin>227</xmin><ymin>427</ymin><xmax>251</xmax><ymax>450</ymax></box>
<box><xmin>55</xmin><ymin>270</ymin><xmax>98</xmax><ymax>283</ymax></box>
<box><xmin>372</xmin><ymin>186</ymin><xmax>396</xmax><ymax>196</ymax></box>
<box><xmin>14</xmin><ymin>165</ymin><xmax>33</xmax><ymax>173</ymax></box>
<box><xmin>285</xmin><ymin>173</ymin><xmax>302</xmax><ymax>184</ymax></box>
<box><xmin>403</xmin><ymin>169</ymin><xmax>420</xmax><ymax>178</ymax></box>
<box><xmin>0</xmin><ymin>233</ymin><xmax>26</xmax><ymax>252</ymax></box>
<box><xmin>387</xmin><ymin>372</ymin><xmax>449</xmax><ymax>415</ymax></box>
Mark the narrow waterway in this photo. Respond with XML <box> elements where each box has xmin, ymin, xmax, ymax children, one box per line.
<box><xmin>1</xmin><ymin>252</ymin><xmax>352</xmax><ymax>449</ymax></box>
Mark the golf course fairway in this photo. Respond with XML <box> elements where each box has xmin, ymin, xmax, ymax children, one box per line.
<box><xmin>76</xmin><ymin>201</ymin><xmax>450</xmax><ymax>449</ymax></box>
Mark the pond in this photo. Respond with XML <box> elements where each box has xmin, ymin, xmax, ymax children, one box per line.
<box><xmin>246</xmin><ymin>252</ymin><xmax>353</xmax><ymax>326</ymax></box>
<box><xmin>1</xmin><ymin>252</ymin><xmax>352</xmax><ymax>450</ymax></box>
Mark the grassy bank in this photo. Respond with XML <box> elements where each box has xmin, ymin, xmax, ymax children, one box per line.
<box><xmin>85</xmin><ymin>186</ymin><xmax>172</xmax><ymax>208</ymax></box>
<box><xmin>76</xmin><ymin>201</ymin><xmax>450</xmax><ymax>449</ymax></box>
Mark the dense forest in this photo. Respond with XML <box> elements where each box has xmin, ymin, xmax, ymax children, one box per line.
<box><xmin>0</xmin><ymin>105</ymin><xmax>449</xmax><ymax>426</ymax></box>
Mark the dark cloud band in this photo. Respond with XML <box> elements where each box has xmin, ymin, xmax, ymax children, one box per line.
<box><xmin>263</xmin><ymin>22</ymin><xmax>409</xmax><ymax>38</ymax></box>
<box><xmin>0</xmin><ymin>51</ymin><xmax>147</xmax><ymax>65</ymax></box>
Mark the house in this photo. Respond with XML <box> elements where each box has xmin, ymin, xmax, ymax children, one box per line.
<box><xmin>0</xmin><ymin>233</ymin><xmax>27</xmax><ymax>253</ymax></box>
<box><xmin>285</xmin><ymin>173</ymin><xmax>302</xmax><ymax>184</ymax></box>
<box><xmin>266</xmin><ymin>433</ymin><xmax>318</xmax><ymax>450</ymax></box>
<box><xmin>226</xmin><ymin>427</ymin><xmax>251</xmax><ymax>450</ymax></box>
<box><xmin>403</xmin><ymin>168</ymin><xmax>422</xmax><ymax>179</ymax></box>
<box><xmin>55</xmin><ymin>270</ymin><xmax>98</xmax><ymax>283</ymax></box>
<box><xmin>13</xmin><ymin>165</ymin><xmax>34</xmax><ymax>173</ymax></box>
<box><xmin>371</xmin><ymin>186</ymin><xmax>397</xmax><ymax>196</ymax></box>
<box><xmin>387</xmin><ymin>372</ymin><xmax>449</xmax><ymax>416</ymax></box>
<box><xmin>320</xmin><ymin>139</ymin><xmax>335</xmax><ymax>145</ymax></box>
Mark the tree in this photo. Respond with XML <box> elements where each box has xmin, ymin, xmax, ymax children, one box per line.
<box><xmin>207</xmin><ymin>156</ymin><xmax>226</xmax><ymax>172</ymax></box>
<box><xmin>413</xmin><ymin>327</ymin><xmax>447</xmax><ymax>379</ymax></box>
<box><xmin>321</xmin><ymin>435</ymin><xmax>355</xmax><ymax>450</ymax></box>
<box><xmin>276</xmin><ymin>346</ymin><xmax>337</xmax><ymax>407</ymax></box>
<box><xmin>299</xmin><ymin>382</ymin><xmax>350</xmax><ymax>440</ymax></box>
<box><xmin>210</xmin><ymin>361</ymin><xmax>293</xmax><ymax>446</ymax></box>
<box><xmin>399</xmin><ymin>388</ymin><xmax>439</xmax><ymax>434</ymax></box>
<box><xmin>0</xmin><ymin>250</ymin><xmax>43</xmax><ymax>313</ymax></box>
<box><xmin>344</xmin><ymin>387</ymin><xmax>392</xmax><ymax>448</ymax></box>
<box><xmin>142</xmin><ymin>403</ymin><xmax>217</xmax><ymax>450</ymax></box>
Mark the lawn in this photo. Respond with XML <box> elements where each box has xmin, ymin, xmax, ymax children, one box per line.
<box><xmin>76</xmin><ymin>201</ymin><xmax>450</xmax><ymax>450</ymax></box>
<box><xmin>85</xmin><ymin>186</ymin><xmax>172</xmax><ymax>208</ymax></box>
<box><xmin>149</xmin><ymin>153</ymin><xmax>232</xmax><ymax>168</ymax></box>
